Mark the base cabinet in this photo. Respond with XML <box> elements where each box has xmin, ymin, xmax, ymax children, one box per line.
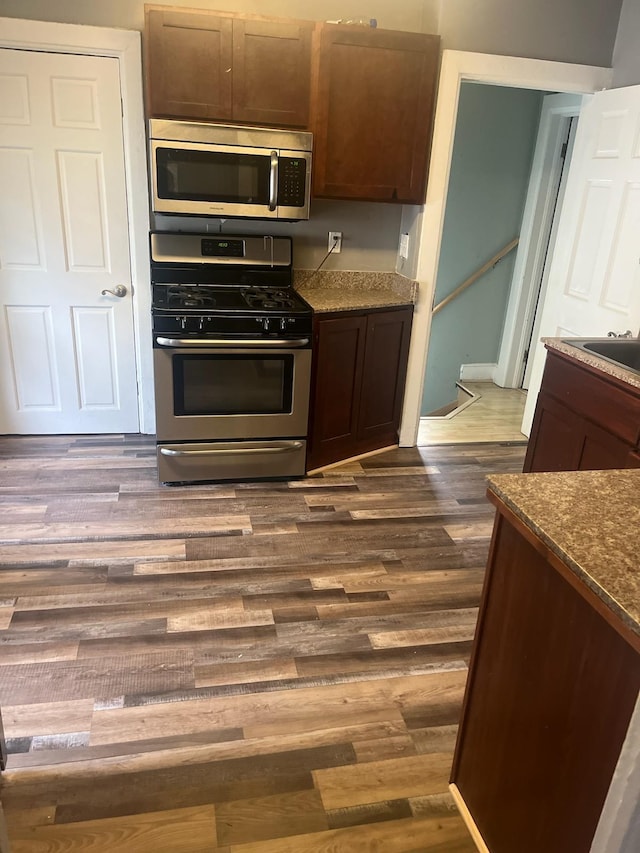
<box><xmin>524</xmin><ymin>348</ymin><xmax>640</xmax><ymax>472</ymax></box>
<box><xmin>307</xmin><ymin>307</ymin><xmax>412</xmax><ymax>470</ymax></box>
<box><xmin>451</xmin><ymin>503</ymin><xmax>640</xmax><ymax>853</ymax></box>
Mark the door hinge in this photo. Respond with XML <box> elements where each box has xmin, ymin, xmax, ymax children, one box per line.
<box><xmin>523</xmin><ymin>348</ymin><xmax>529</xmax><ymax>362</ymax></box>
<box><xmin>560</xmin><ymin>141</ymin><xmax>568</xmax><ymax>160</ymax></box>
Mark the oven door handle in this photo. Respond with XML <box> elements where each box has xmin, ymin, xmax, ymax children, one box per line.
<box><xmin>160</xmin><ymin>441</ymin><xmax>304</xmax><ymax>457</ymax></box>
<box><xmin>155</xmin><ymin>336</ymin><xmax>310</xmax><ymax>348</ymax></box>
<box><xmin>268</xmin><ymin>150</ymin><xmax>278</xmax><ymax>211</ymax></box>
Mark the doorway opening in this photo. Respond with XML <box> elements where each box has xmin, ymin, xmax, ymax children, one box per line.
<box><xmin>414</xmin><ymin>81</ymin><xmax>585</xmax><ymax>445</ymax></box>
<box><xmin>398</xmin><ymin>51</ymin><xmax>610</xmax><ymax>450</ymax></box>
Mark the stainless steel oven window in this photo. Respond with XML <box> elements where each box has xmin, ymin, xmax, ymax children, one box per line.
<box><xmin>173</xmin><ymin>353</ymin><xmax>294</xmax><ymax>416</ymax></box>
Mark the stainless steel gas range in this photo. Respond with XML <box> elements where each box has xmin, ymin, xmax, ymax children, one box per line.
<box><xmin>150</xmin><ymin>232</ymin><xmax>312</xmax><ymax>484</ymax></box>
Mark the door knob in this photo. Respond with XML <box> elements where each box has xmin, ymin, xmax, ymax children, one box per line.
<box><xmin>101</xmin><ymin>285</ymin><xmax>127</xmax><ymax>298</ymax></box>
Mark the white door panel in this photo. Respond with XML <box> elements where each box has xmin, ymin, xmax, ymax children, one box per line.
<box><xmin>6</xmin><ymin>306</ymin><xmax>60</xmax><ymax>411</ymax></box>
<box><xmin>0</xmin><ymin>48</ymin><xmax>139</xmax><ymax>434</ymax></box>
<box><xmin>522</xmin><ymin>84</ymin><xmax>640</xmax><ymax>434</ymax></box>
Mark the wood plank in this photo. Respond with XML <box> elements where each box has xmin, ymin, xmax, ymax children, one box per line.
<box><xmin>7</xmin><ymin>805</ymin><xmax>217</xmax><ymax>853</ymax></box>
<box><xmin>0</xmin><ymin>515</ymin><xmax>251</xmax><ymax>544</ymax></box>
<box><xmin>313</xmin><ymin>752</ymin><xmax>454</xmax><ymax>810</ymax></box>
<box><xmin>0</xmin><ymin>651</ymin><xmax>194</xmax><ymax>705</ymax></box>
<box><xmin>213</xmin><ymin>813</ymin><xmax>475</xmax><ymax>852</ymax></box>
<box><xmin>215</xmin><ymin>789</ymin><xmax>327</xmax><ymax>846</ymax></box>
<box><xmin>2</xmin><ymin>699</ymin><xmax>94</xmax><ymax>739</ymax></box>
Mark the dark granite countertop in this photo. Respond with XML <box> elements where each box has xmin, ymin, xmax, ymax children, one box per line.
<box><xmin>543</xmin><ymin>337</ymin><xmax>640</xmax><ymax>391</ymax></box>
<box><xmin>294</xmin><ymin>270</ymin><xmax>417</xmax><ymax>313</ymax></box>
<box><xmin>487</xmin><ymin>469</ymin><xmax>640</xmax><ymax>637</ymax></box>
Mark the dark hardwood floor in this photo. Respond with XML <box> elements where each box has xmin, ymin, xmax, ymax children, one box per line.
<box><xmin>0</xmin><ymin>435</ymin><xmax>526</xmax><ymax>852</ymax></box>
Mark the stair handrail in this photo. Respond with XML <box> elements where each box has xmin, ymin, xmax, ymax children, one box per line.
<box><xmin>431</xmin><ymin>237</ymin><xmax>520</xmax><ymax>316</ymax></box>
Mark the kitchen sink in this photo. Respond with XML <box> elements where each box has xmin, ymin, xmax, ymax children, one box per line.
<box><xmin>562</xmin><ymin>338</ymin><xmax>640</xmax><ymax>374</ymax></box>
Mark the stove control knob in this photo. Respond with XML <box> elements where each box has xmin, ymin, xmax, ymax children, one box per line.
<box><xmin>280</xmin><ymin>318</ymin><xmax>287</xmax><ymax>331</ymax></box>
<box><xmin>262</xmin><ymin>317</ymin><xmax>270</xmax><ymax>332</ymax></box>
<box><xmin>180</xmin><ymin>316</ymin><xmax>187</xmax><ymax>330</ymax></box>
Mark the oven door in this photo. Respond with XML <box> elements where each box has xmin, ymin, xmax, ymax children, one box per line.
<box><xmin>153</xmin><ymin>336</ymin><xmax>312</xmax><ymax>442</ymax></box>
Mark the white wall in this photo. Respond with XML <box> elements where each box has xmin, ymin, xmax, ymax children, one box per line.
<box><xmin>612</xmin><ymin>0</ymin><xmax>640</xmax><ymax>86</ymax></box>
<box><xmin>0</xmin><ymin>0</ymin><xmax>440</xmax><ymax>33</ymax></box>
<box><xmin>437</xmin><ymin>0</ymin><xmax>622</xmax><ymax>66</ymax></box>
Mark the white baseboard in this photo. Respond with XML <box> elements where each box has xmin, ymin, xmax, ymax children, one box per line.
<box><xmin>459</xmin><ymin>362</ymin><xmax>497</xmax><ymax>382</ymax></box>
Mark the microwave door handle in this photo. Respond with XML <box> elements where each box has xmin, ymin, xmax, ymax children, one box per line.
<box><xmin>268</xmin><ymin>151</ymin><xmax>278</xmax><ymax>211</ymax></box>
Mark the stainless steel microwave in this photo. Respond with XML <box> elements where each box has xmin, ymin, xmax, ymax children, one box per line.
<box><xmin>149</xmin><ymin>119</ymin><xmax>312</xmax><ymax>220</ymax></box>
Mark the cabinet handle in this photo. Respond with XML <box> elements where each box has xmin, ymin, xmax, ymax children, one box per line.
<box><xmin>160</xmin><ymin>442</ymin><xmax>303</xmax><ymax>457</ymax></box>
<box><xmin>268</xmin><ymin>150</ymin><xmax>278</xmax><ymax>211</ymax></box>
<box><xmin>155</xmin><ymin>337</ymin><xmax>309</xmax><ymax>348</ymax></box>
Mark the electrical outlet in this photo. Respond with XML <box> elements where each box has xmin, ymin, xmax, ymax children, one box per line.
<box><xmin>399</xmin><ymin>232</ymin><xmax>410</xmax><ymax>260</ymax></box>
<box><xmin>328</xmin><ymin>231</ymin><xmax>342</xmax><ymax>253</ymax></box>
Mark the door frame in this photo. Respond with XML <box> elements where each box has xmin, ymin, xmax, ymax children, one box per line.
<box><xmin>495</xmin><ymin>93</ymin><xmax>583</xmax><ymax>390</ymax></box>
<box><xmin>0</xmin><ymin>17</ymin><xmax>154</xmax><ymax>434</ymax></box>
<box><xmin>398</xmin><ymin>50</ymin><xmax>612</xmax><ymax>447</ymax></box>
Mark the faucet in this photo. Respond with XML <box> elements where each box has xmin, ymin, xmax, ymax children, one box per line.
<box><xmin>606</xmin><ymin>330</ymin><xmax>633</xmax><ymax>338</ymax></box>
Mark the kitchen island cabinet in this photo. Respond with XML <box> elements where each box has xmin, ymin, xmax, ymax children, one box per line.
<box><xmin>451</xmin><ymin>469</ymin><xmax>640</xmax><ymax>853</ymax></box>
<box><xmin>524</xmin><ymin>342</ymin><xmax>640</xmax><ymax>473</ymax></box>
<box><xmin>311</xmin><ymin>24</ymin><xmax>440</xmax><ymax>203</ymax></box>
<box><xmin>144</xmin><ymin>6</ymin><xmax>313</xmax><ymax>128</ymax></box>
<box><xmin>306</xmin><ymin>306</ymin><xmax>412</xmax><ymax>470</ymax></box>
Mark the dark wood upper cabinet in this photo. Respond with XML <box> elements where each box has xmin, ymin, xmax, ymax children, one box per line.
<box><xmin>232</xmin><ymin>18</ymin><xmax>313</xmax><ymax>128</ymax></box>
<box><xmin>523</xmin><ymin>347</ymin><xmax>640</xmax><ymax>473</ymax></box>
<box><xmin>145</xmin><ymin>7</ymin><xmax>233</xmax><ymax>121</ymax></box>
<box><xmin>311</xmin><ymin>25</ymin><xmax>440</xmax><ymax>203</ymax></box>
<box><xmin>145</xmin><ymin>6</ymin><xmax>312</xmax><ymax>128</ymax></box>
<box><xmin>144</xmin><ymin>8</ymin><xmax>441</xmax><ymax>196</ymax></box>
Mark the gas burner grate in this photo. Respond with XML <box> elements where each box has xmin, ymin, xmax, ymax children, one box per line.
<box><xmin>243</xmin><ymin>288</ymin><xmax>296</xmax><ymax>310</ymax></box>
<box><xmin>166</xmin><ymin>286</ymin><xmax>217</xmax><ymax>309</ymax></box>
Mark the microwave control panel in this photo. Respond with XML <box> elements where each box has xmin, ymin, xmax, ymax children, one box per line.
<box><xmin>278</xmin><ymin>158</ymin><xmax>307</xmax><ymax>208</ymax></box>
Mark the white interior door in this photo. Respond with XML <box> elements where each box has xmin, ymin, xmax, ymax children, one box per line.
<box><xmin>522</xmin><ymin>83</ymin><xmax>640</xmax><ymax>434</ymax></box>
<box><xmin>0</xmin><ymin>48</ymin><xmax>139</xmax><ymax>434</ymax></box>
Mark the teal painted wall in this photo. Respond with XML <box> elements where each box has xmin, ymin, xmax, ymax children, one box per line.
<box><xmin>421</xmin><ymin>82</ymin><xmax>543</xmax><ymax>416</ymax></box>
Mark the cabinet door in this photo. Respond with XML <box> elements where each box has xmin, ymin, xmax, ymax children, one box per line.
<box><xmin>145</xmin><ymin>8</ymin><xmax>233</xmax><ymax>120</ymax></box>
<box><xmin>578</xmin><ymin>420</ymin><xmax>633</xmax><ymax>471</ymax></box>
<box><xmin>311</xmin><ymin>26</ymin><xmax>440</xmax><ymax>203</ymax></box>
<box><xmin>452</xmin><ymin>513</ymin><xmax>640</xmax><ymax>853</ymax></box>
<box><xmin>307</xmin><ymin>314</ymin><xmax>366</xmax><ymax>470</ymax></box>
<box><xmin>232</xmin><ymin>19</ymin><xmax>313</xmax><ymax>127</ymax></box>
<box><xmin>523</xmin><ymin>392</ymin><xmax>584</xmax><ymax>472</ymax></box>
<box><xmin>358</xmin><ymin>308</ymin><xmax>412</xmax><ymax>448</ymax></box>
